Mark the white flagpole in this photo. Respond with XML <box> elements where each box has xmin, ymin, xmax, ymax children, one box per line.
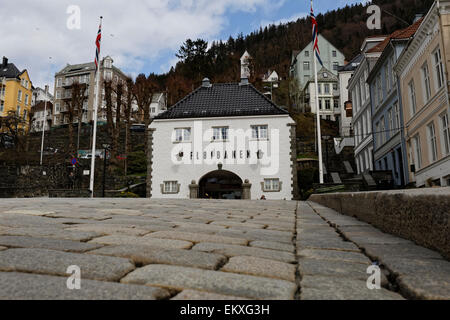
<box><xmin>40</xmin><ymin>85</ymin><xmax>49</xmax><ymax>166</ymax></box>
<box><xmin>312</xmin><ymin>0</ymin><xmax>324</xmax><ymax>184</ymax></box>
<box><xmin>89</xmin><ymin>16</ymin><xmax>103</xmax><ymax>198</ymax></box>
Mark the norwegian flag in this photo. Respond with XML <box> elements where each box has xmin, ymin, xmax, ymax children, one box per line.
<box><xmin>94</xmin><ymin>18</ymin><xmax>102</xmax><ymax>72</ymax></box>
<box><xmin>310</xmin><ymin>4</ymin><xmax>323</xmax><ymax>67</ymax></box>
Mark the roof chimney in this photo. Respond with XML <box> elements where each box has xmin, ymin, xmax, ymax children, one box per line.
<box><xmin>2</xmin><ymin>56</ymin><xmax>8</xmax><ymax>68</ymax></box>
<box><xmin>240</xmin><ymin>77</ymin><xmax>249</xmax><ymax>86</ymax></box>
<box><xmin>202</xmin><ymin>78</ymin><xmax>211</xmax><ymax>88</ymax></box>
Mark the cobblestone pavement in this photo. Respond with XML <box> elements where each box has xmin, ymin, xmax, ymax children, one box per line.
<box><xmin>0</xmin><ymin>199</ymin><xmax>448</xmax><ymax>300</ymax></box>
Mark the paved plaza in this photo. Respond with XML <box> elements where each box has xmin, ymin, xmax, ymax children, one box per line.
<box><xmin>0</xmin><ymin>199</ymin><xmax>448</xmax><ymax>300</ymax></box>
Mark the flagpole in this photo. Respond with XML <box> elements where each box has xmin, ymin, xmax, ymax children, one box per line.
<box><xmin>89</xmin><ymin>16</ymin><xmax>103</xmax><ymax>198</ymax></box>
<box><xmin>311</xmin><ymin>0</ymin><xmax>324</xmax><ymax>184</ymax></box>
<box><xmin>40</xmin><ymin>85</ymin><xmax>49</xmax><ymax>166</ymax></box>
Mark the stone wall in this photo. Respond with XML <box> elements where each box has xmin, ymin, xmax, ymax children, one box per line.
<box><xmin>309</xmin><ymin>188</ymin><xmax>450</xmax><ymax>260</ymax></box>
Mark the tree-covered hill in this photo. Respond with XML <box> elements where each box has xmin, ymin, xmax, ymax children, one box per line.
<box><xmin>159</xmin><ymin>0</ymin><xmax>435</xmax><ymax>107</ymax></box>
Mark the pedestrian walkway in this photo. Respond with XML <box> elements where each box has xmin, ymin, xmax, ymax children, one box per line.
<box><xmin>0</xmin><ymin>198</ymin><xmax>448</xmax><ymax>299</ymax></box>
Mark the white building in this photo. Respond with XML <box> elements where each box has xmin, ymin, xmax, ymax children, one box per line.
<box><xmin>31</xmin><ymin>101</ymin><xmax>52</xmax><ymax>132</ymax></box>
<box><xmin>349</xmin><ymin>36</ymin><xmax>386</xmax><ymax>174</ymax></box>
<box><xmin>304</xmin><ymin>67</ymin><xmax>340</xmax><ymax>121</ymax></box>
<box><xmin>149</xmin><ymin>78</ymin><xmax>298</xmax><ymax>200</ymax></box>
<box><xmin>32</xmin><ymin>86</ymin><xmax>53</xmax><ymax>107</ymax></box>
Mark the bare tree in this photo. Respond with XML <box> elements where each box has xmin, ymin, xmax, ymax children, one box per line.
<box><xmin>0</xmin><ymin>110</ymin><xmax>26</xmax><ymax>151</ymax></box>
<box><xmin>62</xmin><ymin>80</ymin><xmax>88</xmax><ymax>155</ymax></box>
<box><xmin>133</xmin><ymin>74</ymin><xmax>155</xmax><ymax>155</ymax></box>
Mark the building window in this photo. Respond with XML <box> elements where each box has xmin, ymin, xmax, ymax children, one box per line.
<box><xmin>427</xmin><ymin>122</ymin><xmax>438</xmax><ymax>163</ymax></box>
<box><xmin>162</xmin><ymin>181</ymin><xmax>180</xmax><ymax>194</ymax></box>
<box><xmin>334</xmin><ymin>99</ymin><xmax>339</xmax><ymax>109</ymax></box>
<box><xmin>16</xmin><ymin>106</ymin><xmax>21</xmax><ymax>116</ymax></box>
<box><xmin>333</xmin><ymin>83</ymin><xmax>338</xmax><ymax>91</ymax></box>
<box><xmin>262</xmin><ymin>179</ymin><xmax>281</xmax><ymax>192</ymax></box>
<box><xmin>433</xmin><ymin>48</ymin><xmax>445</xmax><ymax>90</ymax></box>
<box><xmin>409</xmin><ymin>80</ymin><xmax>417</xmax><ymax>116</ymax></box>
<box><xmin>332</xmin><ymin>50</ymin><xmax>337</xmax><ymax>58</ymax></box>
<box><xmin>385</xmin><ymin>64</ymin><xmax>390</xmax><ymax>93</ymax></box>
<box><xmin>303</xmin><ymin>62</ymin><xmax>310</xmax><ymax>71</ymax></box>
<box><xmin>325</xmin><ymin>99</ymin><xmax>331</xmax><ymax>109</ymax></box>
<box><xmin>319</xmin><ymin>100</ymin><xmax>323</xmax><ymax>110</ymax></box>
<box><xmin>174</xmin><ymin>128</ymin><xmax>191</xmax><ymax>142</ymax></box>
<box><xmin>441</xmin><ymin>112</ymin><xmax>450</xmax><ymax>156</ymax></box>
<box><xmin>305</xmin><ymin>51</ymin><xmax>309</xmax><ymax>57</ymax></box>
<box><xmin>394</xmin><ymin>103</ymin><xmax>400</xmax><ymax>133</ymax></box>
<box><xmin>333</xmin><ymin>62</ymin><xmax>339</xmax><ymax>71</ymax></box>
<box><xmin>0</xmin><ymin>101</ymin><xmax>4</xmax><ymax>113</ymax></box>
<box><xmin>326</xmin><ymin>115</ymin><xmax>331</xmax><ymax>121</ymax></box>
<box><xmin>25</xmin><ymin>94</ymin><xmax>29</xmax><ymax>106</ymax></box>
<box><xmin>324</xmin><ymin>84</ymin><xmax>330</xmax><ymax>94</ymax></box>
<box><xmin>380</xmin><ymin>116</ymin><xmax>385</xmax><ymax>145</ymax></box>
<box><xmin>18</xmin><ymin>90</ymin><xmax>22</xmax><ymax>102</ymax></box>
<box><xmin>387</xmin><ymin>108</ymin><xmax>393</xmax><ymax>138</ymax></box>
<box><xmin>422</xmin><ymin>63</ymin><xmax>431</xmax><ymax>103</ymax></box>
<box><xmin>377</xmin><ymin>74</ymin><xmax>382</xmax><ymax>104</ymax></box>
<box><xmin>23</xmin><ymin>109</ymin><xmax>27</xmax><ymax>120</ymax></box>
<box><xmin>212</xmin><ymin>127</ymin><xmax>229</xmax><ymax>141</ymax></box>
<box><xmin>360</xmin><ymin>77</ymin><xmax>366</xmax><ymax>103</ymax></box>
<box><xmin>251</xmin><ymin>125</ymin><xmax>268</xmax><ymax>140</ymax></box>
<box><xmin>318</xmin><ymin>83</ymin><xmax>322</xmax><ymax>94</ymax></box>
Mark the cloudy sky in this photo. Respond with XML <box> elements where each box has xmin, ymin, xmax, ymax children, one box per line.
<box><xmin>1</xmin><ymin>0</ymin><xmax>365</xmax><ymax>90</ymax></box>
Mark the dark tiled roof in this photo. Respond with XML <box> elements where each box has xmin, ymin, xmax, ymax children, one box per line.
<box><xmin>0</xmin><ymin>62</ymin><xmax>21</xmax><ymax>79</ymax></box>
<box><xmin>155</xmin><ymin>82</ymin><xmax>288</xmax><ymax>120</ymax></box>
<box><xmin>366</xmin><ymin>18</ymin><xmax>423</xmax><ymax>54</ymax></box>
<box><xmin>338</xmin><ymin>54</ymin><xmax>363</xmax><ymax>72</ymax></box>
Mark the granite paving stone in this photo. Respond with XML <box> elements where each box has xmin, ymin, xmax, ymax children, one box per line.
<box><xmin>0</xmin><ymin>272</ymin><xmax>170</xmax><ymax>300</ymax></box>
<box><xmin>0</xmin><ymin>227</ymin><xmax>100</xmax><ymax>242</ymax></box>
<box><xmin>65</xmin><ymin>224</ymin><xmax>151</xmax><ymax>236</ymax></box>
<box><xmin>0</xmin><ymin>235</ymin><xmax>103</xmax><ymax>253</ymax></box>
<box><xmin>0</xmin><ymin>248</ymin><xmax>135</xmax><ymax>281</ymax></box>
<box><xmin>193</xmin><ymin>242</ymin><xmax>296</xmax><ymax>263</ymax></box>
<box><xmin>221</xmin><ymin>256</ymin><xmax>296</xmax><ymax>282</ymax></box>
<box><xmin>89</xmin><ymin>235</ymin><xmax>193</xmax><ymax>249</ymax></box>
<box><xmin>249</xmin><ymin>240</ymin><xmax>294</xmax><ymax>253</ymax></box>
<box><xmin>121</xmin><ymin>264</ymin><xmax>297</xmax><ymax>300</ymax></box>
<box><xmin>172</xmin><ymin>290</ymin><xmax>249</xmax><ymax>300</ymax></box>
<box><xmin>397</xmin><ymin>274</ymin><xmax>450</xmax><ymax>300</ymax></box>
<box><xmin>298</xmin><ymin>249</ymin><xmax>370</xmax><ymax>264</ymax></box>
<box><xmin>144</xmin><ymin>231</ymin><xmax>248</xmax><ymax>246</ymax></box>
<box><xmin>88</xmin><ymin>245</ymin><xmax>227</xmax><ymax>270</ymax></box>
<box><xmin>297</xmin><ymin>238</ymin><xmax>360</xmax><ymax>252</ymax></box>
<box><xmin>300</xmin><ymin>276</ymin><xmax>404</xmax><ymax>300</ymax></box>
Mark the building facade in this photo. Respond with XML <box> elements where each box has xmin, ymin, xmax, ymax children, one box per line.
<box><xmin>31</xmin><ymin>86</ymin><xmax>53</xmax><ymax>107</ymax></box>
<box><xmin>303</xmin><ymin>67</ymin><xmax>341</xmax><ymax>121</ymax></box>
<box><xmin>395</xmin><ymin>0</ymin><xmax>450</xmax><ymax>187</ymax></box>
<box><xmin>368</xmin><ymin>19</ymin><xmax>422</xmax><ymax>187</ymax></box>
<box><xmin>149</xmin><ymin>78</ymin><xmax>297</xmax><ymax>200</ymax></box>
<box><xmin>290</xmin><ymin>35</ymin><xmax>345</xmax><ymax>112</ymax></box>
<box><xmin>349</xmin><ymin>36</ymin><xmax>386</xmax><ymax>174</ymax></box>
<box><xmin>31</xmin><ymin>101</ymin><xmax>53</xmax><ymax>132</ymax></box>
<box><xmin>338</xmin><ymin>54</ymin><xmax>363</xmax><ymax>137</ymax></box>
<box><xmin>0</xmin><ymin>57</ymin><xmax>33</xmax><ymax>130</ymax></box>
<box><xmin>53</xmin><ymin>56</ymin><xmax>128</xmax><ymax>126</ymax></box>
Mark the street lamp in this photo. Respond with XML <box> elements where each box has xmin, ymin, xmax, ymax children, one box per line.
<box><xmin>102</xmin><ymin>143</ymin><xmax>110</xmax><ymax>198</ymax></box>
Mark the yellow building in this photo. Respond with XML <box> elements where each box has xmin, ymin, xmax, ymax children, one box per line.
<box><xmin>0</xmin><ymin>56</ymin><xmax>33</xmax><ymax>131</ymax></box>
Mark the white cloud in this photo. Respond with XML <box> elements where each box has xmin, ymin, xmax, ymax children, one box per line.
<box><xmin>0</xmin><ymin>0</ymin><xmax>274</xmax><ymax>91</ymax></box>
<box><xmin>259</xmin><ymin>12</ymin><xmax>308</xmax><ymax>28</ymax></box>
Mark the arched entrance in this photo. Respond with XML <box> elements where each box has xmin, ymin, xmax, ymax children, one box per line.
<box><xmin>199</xmin><ymin>170</ymin><xmax>243</xmax><ymax>200</ymax></box>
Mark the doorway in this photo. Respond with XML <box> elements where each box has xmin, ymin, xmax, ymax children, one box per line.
<box><xmin>199</xmin><ymin>170</ymin><xmax>243</xmax><ymax>200</ymax></box>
